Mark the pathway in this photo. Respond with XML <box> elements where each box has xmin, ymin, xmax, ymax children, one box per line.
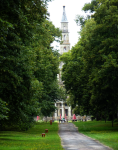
<box><xmin>58</xmin><ymin>123</ymin><xmax>112</xmax><ymax>150</ymax></box>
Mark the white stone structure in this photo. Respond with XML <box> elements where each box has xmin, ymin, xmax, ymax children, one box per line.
<box><xmin>60</xmin><ymin>6</ymin><xmax>70</xmax><ymax>54</ymax></box>
<box><xmin>54</xmin><ymin>101</ymin><xmax>72</xmax><ymax>120</ymax></box>
<box><xmin>54</xmin><ymin>6</ymin><xmax>72</xmax><ymax>120</ymax></box>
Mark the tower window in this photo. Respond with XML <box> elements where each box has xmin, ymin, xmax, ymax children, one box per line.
<box><xmin>64</xmin><ymin>47</ymin><xmax>66</xmax><ymax>51</ymax></box>
<box><xmin>64</xmin><ymin>26</ymin><xmax>66</xmax><ymax>31</ymax></box>
<box><xmin>64</xmin><ymin>35</ymin><xmax>66</xmax><ymax>40</ymax></box>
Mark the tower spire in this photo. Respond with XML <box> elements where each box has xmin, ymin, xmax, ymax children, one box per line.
<box><xmin>61</xmin><ymin>6</ymin><xmax>68</xmax><ymax>22</ymax></box>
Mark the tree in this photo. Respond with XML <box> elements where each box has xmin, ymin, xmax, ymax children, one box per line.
<box><xmin>82</xmin><ymin>0</ymin><xmax>99</xmax><ymax>13</ymax></box>
<box><xmin>0</xmin><ymin>0</ymin><xmax>62</xmax><ymax>130</ymax></box>
<box><xmin>87</xmin><ymin>0</ymin><xmax>118</xmax><ymax>125</ymax></box>
<box><xmin>0</xmin><ymin>98</ymin><xmax>9</xmax><ymax>120</ymax></box>
<box><xmin>61</xmin><ymin>0</ymin><xmax>118</xmax><ymax>126</ymax></box>
<box><xmin>60</xmin><ymin>40</ymin><xmax>92</xmax><ymax>115</ymax></box>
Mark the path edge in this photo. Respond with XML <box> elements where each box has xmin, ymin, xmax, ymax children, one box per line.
<box><xmin>58</xmin><ymin>122</ymin><xmax>65</xmax><ymax>150</ymax></box>
<box><xmin>73</xmin><ymin>123</ymin><xmax>113</xmax><ymax>150</ymax></box>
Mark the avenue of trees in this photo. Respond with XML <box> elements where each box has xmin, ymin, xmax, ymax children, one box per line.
<box><xmin>0</xmin><ymin>0</ymin><xmax>64</xmax><ymax>130</ymax></box>
<box><xmin>61</xmin><ymin>0</ymin><xmax>118</xmax><ymax>125</ymax></box>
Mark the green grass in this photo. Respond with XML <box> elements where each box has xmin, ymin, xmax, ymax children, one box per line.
<box><xmin>0</xmin><ymin>122</ymin><xmax>63</xmax><ymax>150</ymax></box>
<box><xmin>73</xmin><ymin>121</ymin><xmax>118</xmax><ymax>150</ymax></box>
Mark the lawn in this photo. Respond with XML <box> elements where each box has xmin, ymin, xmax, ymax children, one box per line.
<box><xmin>0</xmin><ymin>122</ymin><xmax>63</xmax><ymax>150</ymax></box>
<box><xmin>73</xmin><ymin>121</ymin><xmax>118</xmax><ymax>150</ymax></box>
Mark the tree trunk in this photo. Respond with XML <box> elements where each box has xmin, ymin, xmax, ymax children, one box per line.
<box><xmin>101</xmin><ymin>113</ymin><xmax>102</xmax><ymax>121</ymax></box>
<box><xmin>46</xmin><ymin>116</ymin><xmax>47</xmax><ymax>123</ymax></box>
<box><xmin>112</xmin><ymin>113</ymin><xmax>114</xmax><ymax>127</ymax></box>
<box><xmin>117</xmin><ymin>110</ymin><xmax>118</xmax><ymax>120</ymax></box>
<box><xmin>112</xmin><ymin>119</ymin><xmax>113</xmax><ymax>127</ymax></box>
<box><xmin>105</xmin><ymin>112</ymin><xmax>106</xmax><ymax>123</ymax></box>
<box><xmin>105</xmin><ymin>116</ymin><xmax>106</xmax><ymax>123</ymax></box>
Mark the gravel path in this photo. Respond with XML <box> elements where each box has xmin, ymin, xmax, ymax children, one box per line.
<box><xmin>58</xmin><ymin>123</ymin><xmax>113</xmax><ymax>150</ymax></box>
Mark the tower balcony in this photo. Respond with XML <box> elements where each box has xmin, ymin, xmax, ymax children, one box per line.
<box><xmin>62</xmin><ymin>30</ymin><xmax>68</xmax><ymax>33</ymax></box>
<box><xmin>60</xmin><ymin>41</ymin><xmax>70</xmax><ymax>45</ymax></box>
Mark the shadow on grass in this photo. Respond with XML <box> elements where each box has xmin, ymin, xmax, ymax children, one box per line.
<box><xmin>0</xmin><ymin>138</ymin><xmax>26</xmax><ymax>141</ymax></box>
<box><xmin>0</xmin><ymin>134</ymin><xmax>22</xmax><ymax>137</ymax></box>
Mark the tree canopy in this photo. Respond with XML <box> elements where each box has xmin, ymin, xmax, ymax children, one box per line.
<box><xmin>0</xmin><ymin>0</ymin><xmax>62</xmax><ymax>130</ymax></box>
<box><xmin>61</xmin><ymin>0</ymin><xmax>118</xmax><ymax>125</ymax></box>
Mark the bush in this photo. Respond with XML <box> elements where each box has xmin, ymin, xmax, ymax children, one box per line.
<box><xmin>114</xmin><ymin>119</ymin><xmax>118</xmax><ymax>122</ymax></box>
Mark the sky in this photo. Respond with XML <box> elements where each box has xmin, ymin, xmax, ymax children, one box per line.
<box><xmin>47</xmin><ymin>0</ymin><xmax>92</xmax><ymax>50</ymax></box>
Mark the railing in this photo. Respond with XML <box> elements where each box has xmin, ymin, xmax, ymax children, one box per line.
<box><xmin>62</xmin><ymin>30</ymin><xmax>68</xmax><ymax>33</ymax></box>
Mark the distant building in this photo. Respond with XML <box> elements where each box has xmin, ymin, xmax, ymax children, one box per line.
<box><xmin>55</xmin><ymin>6</ymin><xmax>72</xmax><ymax>120</ymax></box>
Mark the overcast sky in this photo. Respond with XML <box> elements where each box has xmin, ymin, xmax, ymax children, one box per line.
<box><xmin>47</xmin><ymin>0</ymin><xmax>92</xmax><ymax>49</ymax></box>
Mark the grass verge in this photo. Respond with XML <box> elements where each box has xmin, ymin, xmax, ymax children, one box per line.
<box><xmin>0</xmin><ymin>122</ymin><xmax>63</xmax><ymax>150</ymax></box>
<box><xmin>73</xmin><ymin>121</ymin><xmax>118</xmax><ymax>150</ymax></box>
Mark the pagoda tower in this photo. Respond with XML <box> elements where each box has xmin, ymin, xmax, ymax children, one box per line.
<box><xmin>58</xmin><ymin>6</ymin><xmax>70</xmax><ymax>83</ymax></box>
<box><xmin>55</xmin><ymin>6</ymin><xmax>72</xmax><ymax>120</ymax></box>
<box><xmin>60</xmin><ymin>6</ymin><xmax>70</xmax><ymax>54</ymax></box>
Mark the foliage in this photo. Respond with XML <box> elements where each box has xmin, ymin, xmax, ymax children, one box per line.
<box><xmin>61</xmin><ymin>0</ymin><xmax>118</xmax><ymax>124</ymax></box>
<box><xmin>66</xmin><ymin>93</ymin><xmax>74</xmax><ymax>107</ymax></box>
<box><xmin>40</xmin><ymin>101</ymin><xmax>56</xmax><ymax>117</ymax></box>
<box><xmin>75</xmin><ymin>15</ymin><xmax>90</xmax><ymax>27</ymax></box>
<box><xmin>0</xmin><ymin>98</ymin><xmax>9</xmax><ymax>120</ymax></box>
<box><xmin>82</xmin><ymin>0</ymin><xmax>99</xmax><ymax>13</ymax></box>
<box><xmin>0</xmin><ymin>0</ymin><xmax>62</xmax><ymax>130</ymax></box>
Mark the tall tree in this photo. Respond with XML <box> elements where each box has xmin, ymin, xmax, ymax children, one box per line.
<box><xmin>61</xmin><ymin>0</ymin><xmax>118</xmax><ymax>125</ymax></box>
<box><xmin>0</xmin><ymin>0</ymin><xmax>62</xmax><ymax>130</ymax></box>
